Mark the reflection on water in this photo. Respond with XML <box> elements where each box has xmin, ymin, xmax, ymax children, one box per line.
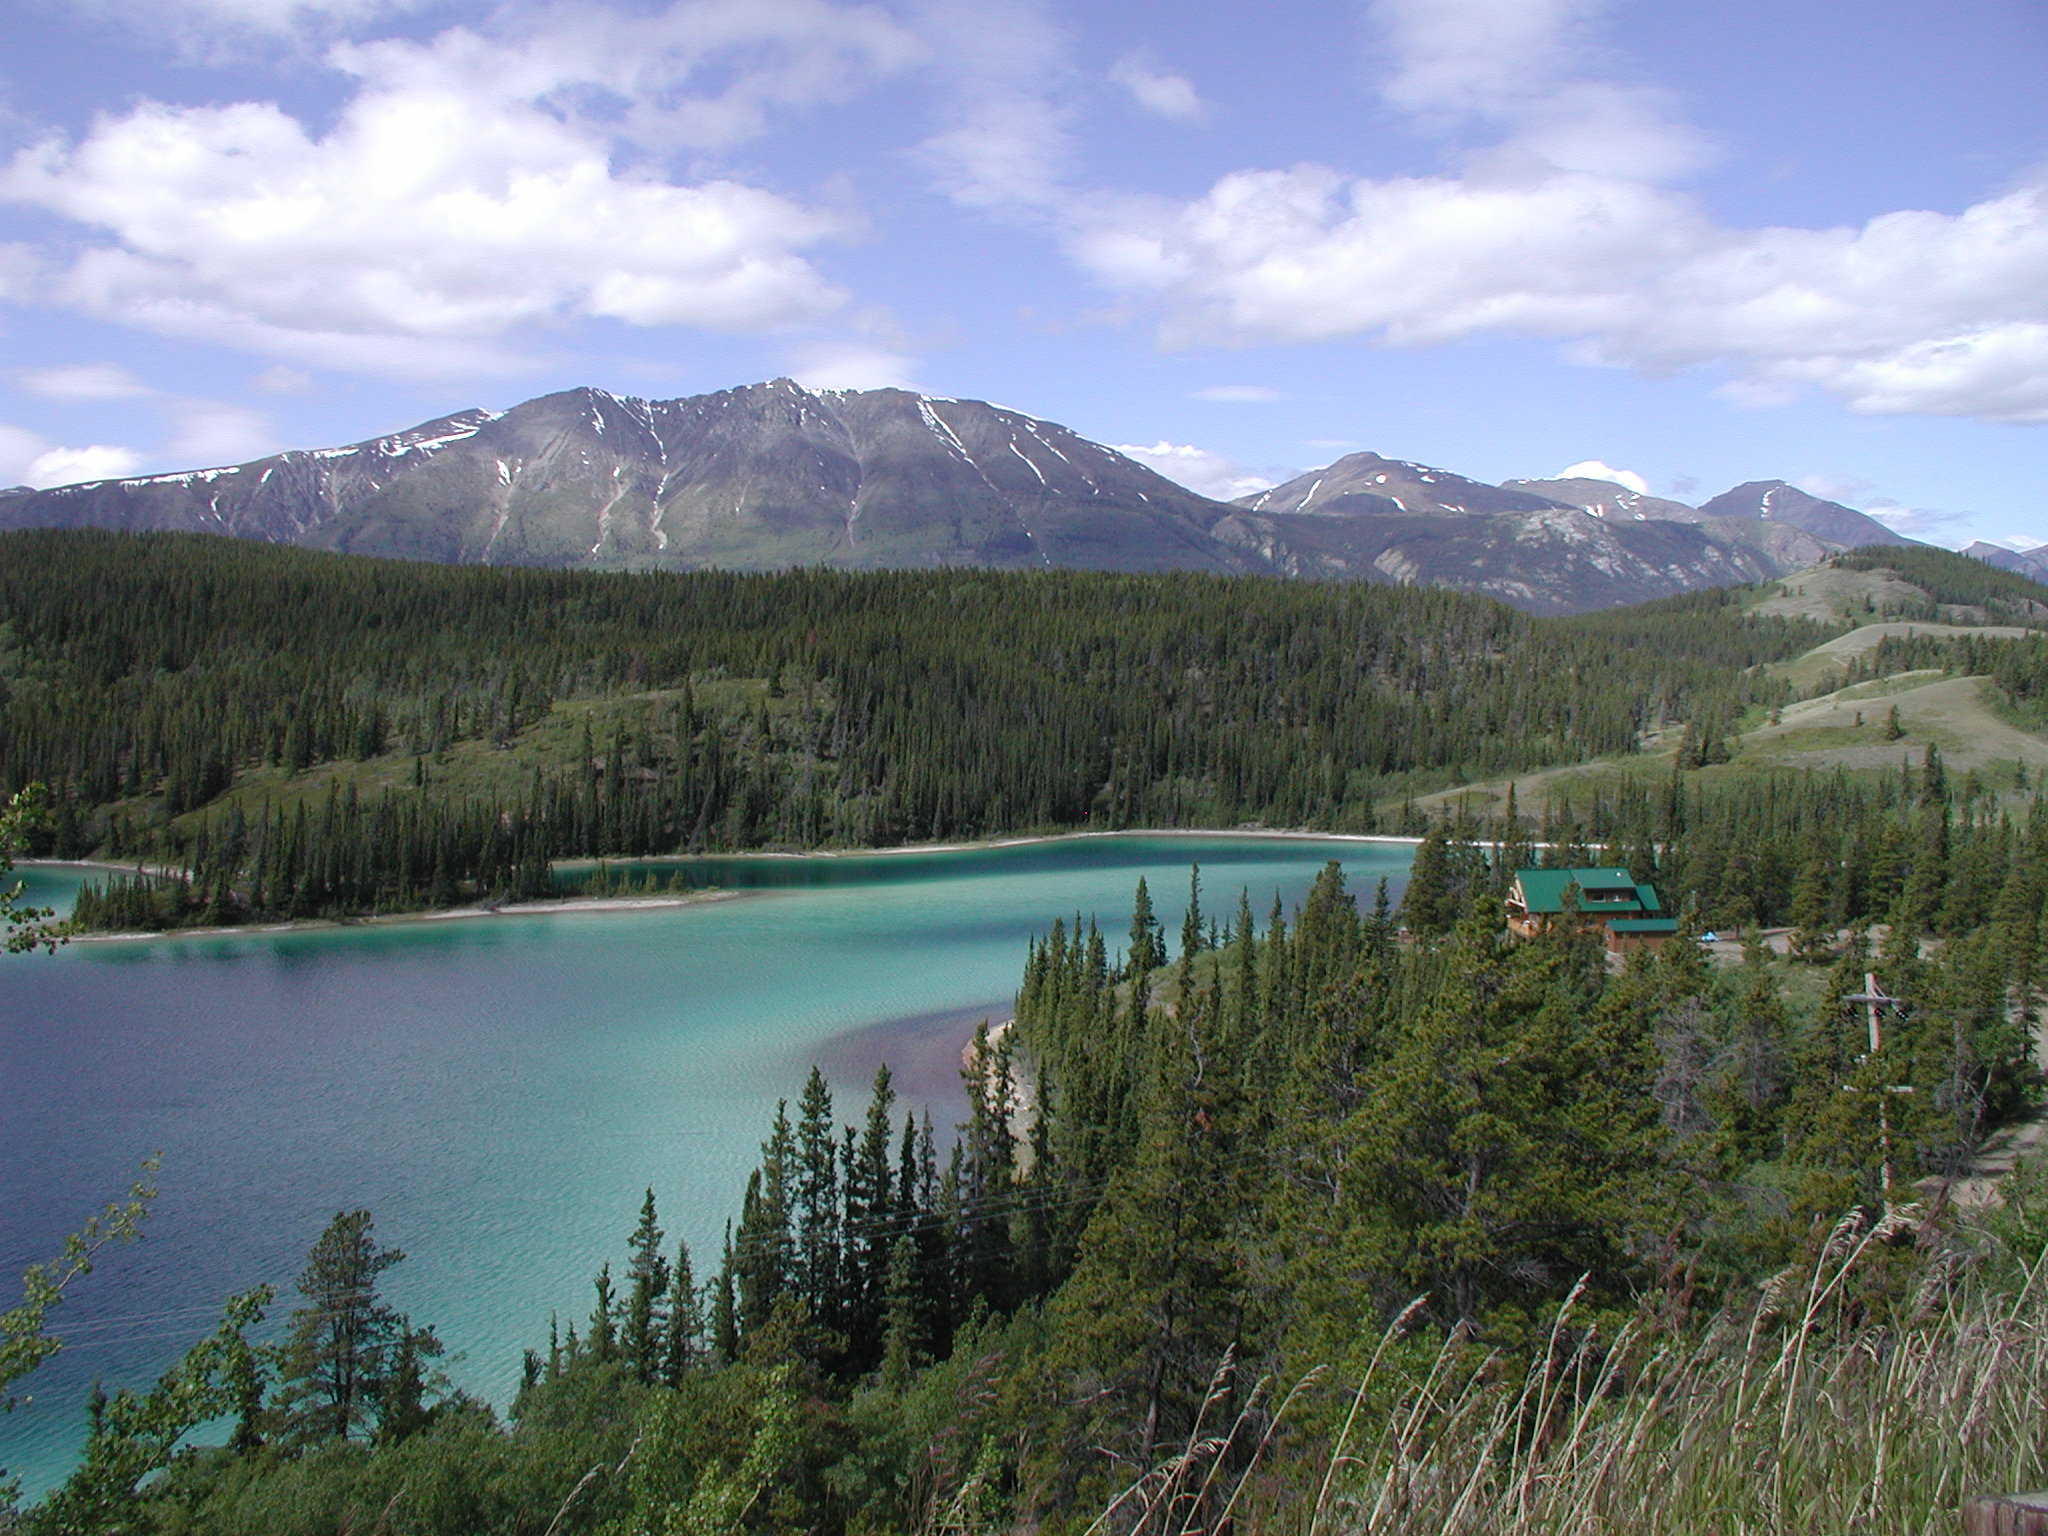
<box><xmin>0</xmin><ymin>833</ymin><xmax>1411</xmax><ymax>1496</ymax></box>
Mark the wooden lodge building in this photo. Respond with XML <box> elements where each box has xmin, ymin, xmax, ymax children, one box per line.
<box><xmin>1505</xmin><ymin>867</ymin><xmax>1678</xmax><ymax>953</ymax></box>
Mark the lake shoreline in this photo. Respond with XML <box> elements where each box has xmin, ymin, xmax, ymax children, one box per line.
<box><xmin>31</xmin><ymin>826</ymin><xmax>1416</xmax><ymax>946</ymax></box>
<box><xmin>554</xmin><ymin>824</ymin><xmax>1423</xmax><ymax>867</ymax></box>
<box><xmin>45</xmin><ymin>886</ymin><xmax>751</xmax><ymax>945</ymax></box>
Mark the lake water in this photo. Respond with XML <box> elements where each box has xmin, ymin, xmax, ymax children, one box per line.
<box><xmin>0</xmin><ymin>833</ymin><xmax>1412</xmax><ymax>1497</ymax></box>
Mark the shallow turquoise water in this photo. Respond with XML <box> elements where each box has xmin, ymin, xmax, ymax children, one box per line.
<box><xmin>0</xmin><ymin>834</ymin><xmax>1411</xmax><ymax>1497</ymax></box>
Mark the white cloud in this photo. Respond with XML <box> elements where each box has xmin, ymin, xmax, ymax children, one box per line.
<box><xmin>914</xmin><ymin>0</ymin><xmax>1073</xmax><ymax>212</ymax></box>
<box><xmin>786</xmin><ymin>342</ymin><xmax>919</xmax><ymax>391</ymax></box>
<box><xmin>1556</xmin><ymin>459</ymin><xmax>1648</xmax><ymax>494</ymax></box>
<box><xmin>17</xmin><ymin>362</ymin><xmax>153</xmax><ymax>400</ymax></box>
<box><xmin>0</xmin><ymin>426</ymin><xmax>45</xmax><ymax>486</ymax></box>
<box><xmin>338</xmin><ymin>2</ymin><xmax>922</xmax><ymax>156</ymax></box>
<box><xmin>1192</xmin><ymin>384</ymin><xmax>1279</xmax><ymax>402</ymax></box>
<box><xmin>1861</xmin><ymin>500</ymin><xmax>1966</xmax><ymax>539</ymax></box>
<box><xmin>0</xmin><ymin>4</ymin><xmax>918</xmax><ymax>377</ymax></box>
<box><xmin>1110</xmin><ymin>56</ymin><xmax>1205</xmax><ymax>123</ymax></box>
<box><xmin>1044</xmin><ymin>0</ymin><xmax>2048</xmax><ymax>426</ymax></box>
<box><xmin>165</xmin><ymin>400</ymin><xmax>281</xmax><ymax>463</ymax></box>
<box><xmin>0</xmin><ymin>425</ymin><xmax>144</xmax><ymax>488</ymax></box>
<box><xmin>1374</xmin><ymin>0</ymin><xmax>1708</xmax><ymax>180</ymax></box>
<box><xmin>24</xmin><ymin>444</ymin><xmax>147</xmax><ymax>487</ymax></box>
<box><xmin>1112</xmin><ymin>440</ymin><xmax>1279</xmax><ymax>502</ymax></box>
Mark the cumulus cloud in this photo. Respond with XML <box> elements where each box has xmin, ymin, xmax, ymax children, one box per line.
<box><xmin>1192</xmin><ymin>384</ymin><xmax>1279</xmax><ymax>402</ymax></box>
<box><xmin>1557</xmin><ymin>459</ymin><xmax>1648</xmax><ymax>493</ymax></box>
<box><xmin>17</xmin><ymin>362</ymin><xmax>152</xmax><ymax>400</ymax></box>
<box><xmin>1110</xmin><ymin>55</ymin><xmax>1205</xmax><ymax>123</ymax></box>
<box><xmin>786</xmin><ymin>341</ymin><xmax>919</xmax><ymax>390</ymax></box>
<box><xmin>0</xmin><ymin>2</ymin><xmax>918</xmax><ymax>376</ymax></box>
<box><xmin>1113</xmin><ymin>440</ymin><xmax>1279</xmax><ymax>502</ymax></box>
<box><xmin>1047</xmin><ymin>0</ymin><xmax>2048</xmax><ymax>425</ymax></box>
<box><xmin>0</xmin><ymin>425</ymin><xmax>144</xmax><ymax>488</ymax></box>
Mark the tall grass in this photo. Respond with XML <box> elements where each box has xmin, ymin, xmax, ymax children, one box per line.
<box><xmin>1094</xmin><ymin>1207</ymin><xmax>2046</xmax><ymax>1535</ymax></box>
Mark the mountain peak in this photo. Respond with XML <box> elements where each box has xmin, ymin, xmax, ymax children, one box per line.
<box><xmin>0</xmin><ymin>377</ymin><xmax>1921</xmax><ymax>614</ymax></box>
<box><xmin>1696</xmin><ymin>480</ymin><xmax>1914</xmax><ymax>548</ymax></box>
<box><xmin>1237</xmin><ymin>452</ymin><xmax>1571</xmax><ymax>518</ymax></box>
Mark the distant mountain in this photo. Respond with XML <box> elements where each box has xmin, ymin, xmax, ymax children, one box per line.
<box><xmin>1965</xmin><ymin>540</ymin><xmax>2048</xmax><ymax>581</ymax></box>
<box><xmin>0</xmin><ymin>381</ymin><xmax>1259</xmax><ymax>577</ymax></box>
<box><xmin>0</xmin><ymin>381</ymin><xmax>1925</xmax><ymax>614</ymax></box>
<box><xmin>1696</xmin><ymin>480</ymin><xmax>1914</xmax><ymax>549</ymax></box>
<box><xmin>1504</xmin><ymin>476</ymin><xmax>1702</xmax><ymax>523</ymax></box>
<box><xmin>1216</xmin><ymin>499</ymin><xmax>1784</xmax><ymax>615</ymax></box>
<box><xmin>1241</xmin><ymin>453</ymin><xmax>1569</xmax><ymax>519</ymax></box>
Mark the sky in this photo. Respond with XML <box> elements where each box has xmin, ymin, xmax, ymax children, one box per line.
<box><xmin>0</xmin><ymin>0</ymin><xmax>2043</xmax><ymax>545</ymax></box>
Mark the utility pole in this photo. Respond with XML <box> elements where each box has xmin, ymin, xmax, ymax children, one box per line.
<box><xmin>1844</xmin><ymin>974</ymin><xmax>1914</xmax><ymax>1200</ymax></box>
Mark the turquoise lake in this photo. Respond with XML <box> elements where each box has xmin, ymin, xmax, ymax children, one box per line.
<box><xmin>0</xmin><ymin>833</ymin><xmax>1413</xmax><ymax>1497</ymax></box>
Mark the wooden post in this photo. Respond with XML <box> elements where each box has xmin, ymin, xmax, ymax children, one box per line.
<box><xmin>1845</xmin><ymin>974</ymin><xmax>1909</xmax><ymax>1199</ymax></box>
<box><xmin>1967</xmin><ymin>1493</ymin><xmax>2048</xmax><ymax>1534</ymax></box>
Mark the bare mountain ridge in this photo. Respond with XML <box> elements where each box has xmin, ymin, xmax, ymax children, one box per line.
<box><xmin>0</xmin><ymin>381</ymin><xmax>1253</xmax><ymax>575</ymax></box>
<box><xmin>0</xmin><ymin>379</ymin><xmax>1925</xmax><ymax>613</ymax></box>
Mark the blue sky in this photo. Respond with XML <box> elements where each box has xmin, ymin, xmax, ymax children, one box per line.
<box><xmin>1</xmin><ymin>0</ymin><xmax>2043</xmax><ymax>544</ymax></box>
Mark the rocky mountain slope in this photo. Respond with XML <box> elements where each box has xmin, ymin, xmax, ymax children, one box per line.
<box><xmin>0</xmin><ymin>379</ymin><xmax>1927</xmax><ymax>613</ymax></box>
<box><xmin>1697</xmin><ymin>480</ymin><xmax>1913</xmax><ymax>549</ymax></box>
<box><xmin>0</xmin><ymin>382</ymin><xmax>1256</xmax><ymax>576</ymax></box>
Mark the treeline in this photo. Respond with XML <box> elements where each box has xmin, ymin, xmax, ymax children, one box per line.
<box><xmin>1499</xmin><ymin>749</ymin><xmax>2033</xmax><ymax>941</ymax></box>
<box><xmin>1833</xmin><ymin>545</ymin><xmax>2048</xmax><ymax>623</ymax></box>
<box><xmin>0</xmin><ymin>529</ymin><xmax>1832</xmax><ymax>928</ymax></box>
<box><xmin>25</xmin><ymin>766</ymin><xmax>2048</xmax><ymax>1530</ymax></box>
<box><xmin>1818</xmin><ymin>628</ymin><xmax>2048</xmax><ymax>733</ymax></box>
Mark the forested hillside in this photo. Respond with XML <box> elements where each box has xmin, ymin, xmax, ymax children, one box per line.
<box><xmin>0</xmin><ymin>530</ymin><xmax>1821</xmax><ymax>929</ymax></box>
<box><xmin>13</xmin><ymin>540</ymin><xmax>2048</xmax><ymax>1531</ymax></box>
<box><xmin>16</xmin><ymin>794</ymin><xmax>2048</xmax><ymax>1532</ymax></box>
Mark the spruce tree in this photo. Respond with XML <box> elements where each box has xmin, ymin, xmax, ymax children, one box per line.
<box><xmin>660</xmin><ymin>1240</ymin><xmax>703</xmax><ymax>1385</ymax></box>
<box><xmin>272</xmin><ymin>1210</ymin><xmax>406</xmax><ymax>1446</ymax></box>
<box><xmin>845</xmin><ymin>1065</ymin><xmax>898</xmax><ymax>1363</ymax></box>
<box><xmin>793</xmin><ymin>1068</ymin><xmax>842</xmax><ymax>1332</ymax></box>
<box><xmin>622</xmin><ymin>1189</ymin><xmax>671</xmax><ymax>1382</ymax></box>
<box><xmin>587</xmin><ymin>1264</ymin><xmax>620</xmax><ymax>1362</ymax></box>
<box><xmin>712</xmin><ymin>1225</ymin><xmax>740</xmax><ymax>1364</ymax></box>
<box><xmin>735</xmin><ymin>1104</ymin><xmax>795</xmax><ymax>1335</ymax></box>
<box><xmin>1400</xmin><ymin>824</ymin><xmax>1459</xmax><ymax>935</ymax></box>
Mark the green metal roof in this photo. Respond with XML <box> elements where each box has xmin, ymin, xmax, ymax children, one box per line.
<box><xmin>1608</xmin><ymin>918</ymin><xmax>1679</xmax><ymax>934</ymax></box>
<box><xmin>1511</xmin><ymin>867</ymin><xmax>1659</xmax><ymax>916</ymax></box>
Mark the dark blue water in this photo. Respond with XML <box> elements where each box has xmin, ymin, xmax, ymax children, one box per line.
<box><xmin>0</xmin><ymin>834</ymin><xmax>1411</xmax><ymax>1497</ymax></box>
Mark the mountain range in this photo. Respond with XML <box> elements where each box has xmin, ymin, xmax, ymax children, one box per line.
<box><xmin>1964</xmin><ymin>539</ymin><xmax>2048</xmax><ymax>584</ymax></box>
<box><xmin>0</xmin><ymin>379</ymin><xmax>1920</xmax><ymax>614</ymax></box>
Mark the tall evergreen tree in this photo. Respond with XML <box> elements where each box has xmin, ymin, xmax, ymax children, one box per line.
<box><xmin>660</xmin><ymin>1240</ymin><xmax>704</xmax><ymax>1385</ymax></box>
<box><xmin>622</xmin><ymin>1189</ymin><xmax>671</xmax><ymax>1382</ymax></box>
<box><xmin>271</xmin><ymin>1209</ymin><xmax>406</xmax><ymax>1446</ymax></box>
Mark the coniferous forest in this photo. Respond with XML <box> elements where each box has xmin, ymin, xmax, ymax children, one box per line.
<box><xmin>11</xmin><ymin>531</ymin><xmax>2048</xmax><ymax>1533</ymax></box>
<box><xmin>0</xmin><ymin>529</ymin><xmax>1817</xmax><ymax>928</ymax></box>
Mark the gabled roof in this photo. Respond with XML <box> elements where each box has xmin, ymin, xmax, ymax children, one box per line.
<box><xmin>1511</xmin><ymin>867</ymin><xmax>1659</xmax><ymax>917</ymax></box>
